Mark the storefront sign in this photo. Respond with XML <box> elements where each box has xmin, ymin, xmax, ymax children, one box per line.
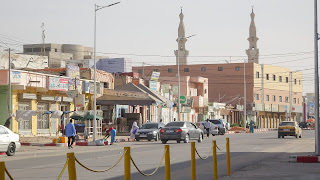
<box><xmin>75</xmin><ymin>94</ymin><xmax>85</xmax><ymax>107</ymax></box>
<box><xmin>66</xmin><ymin>65</ymin><xmax>80</xmax><ymax>79</ymax></box>
<box><xmin>11</xmin><ymin>71</ymin><xmax>21</xmax><ymax>84</ymax></box>
<box><xmin>62</xmin><ymin>97</ymin><xmax>73</xmax><ymax>102</ymax></box>
<box><xmin>48</xmin><ymin>77</ymin><xmax>68</xmax><ymax>91</ymax></box>
<box><xmin>68</xmin><ymin>79</ymin><xmax>81</xmax><ymax>91</ymax></box>
<box><xmin>150</xmin><ymin>71</ymin><xmax>160</xmax><ymax>81</ymax></box>
<box><xmin>271</xmin><ymin>104</ymin><xmax>279</xmax><ymax>112</ymax></box>
<box><xmin>149</xmin><ymin>80</ymin><xmax>157</xmax><ymax>92</ymax></box>
<box><xmin>21</xmin><ymin>93</ymin><xmax>37</xmax><ymax>100</ymax></box>
<box><xmin>82</xmin><ymin>81</ymin><xmax>90</xmax><ymax>93</ymax></box>
<box><xmin>180</xmin><ymin>96</ymin><xmax>186</xmax><ymax>104</ymax></box>
<box><xmin>41</xmin><ymin>95</ymin><xmax>55</xmax><ymax>101</ymax></box>
<box><xmin>161</xmin><ymin>84</ymin><xmax>170</xmax><ymax>93</ymax></box>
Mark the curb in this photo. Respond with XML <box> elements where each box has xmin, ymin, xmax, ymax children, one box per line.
<box><xmin>21</xmin><ymin>142</ymin><xmax>68</xmax><ymax>147</ymax></box>
<box><xmin>290</xmin><ymin>155</ymin><xmax>320</xmax><ymax>163</ymax></box>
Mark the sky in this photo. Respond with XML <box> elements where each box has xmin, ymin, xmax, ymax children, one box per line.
<box><xmin>0</xmin><ymin>0</ymin><xmax>316</xmax><ymax>94</ymax></box>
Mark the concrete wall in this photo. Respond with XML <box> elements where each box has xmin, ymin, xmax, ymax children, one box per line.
<box><xmin>0</xmin><ymin>86</ymin><xmax>9</xmax><ymax>126</ymax></box>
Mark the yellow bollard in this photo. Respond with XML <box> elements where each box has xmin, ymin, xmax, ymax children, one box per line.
<box><xmin>226</xmin><ymin>138</ymin><xmax>231</xmax><ymax>176</ymax></box>
<box><xmin>67</xmin><ymin>152</ymin><xmax>77</xmax><ymax>180</ymax></box>
<box><xmin>191</xmin><ymin>142</ymin><xmax>196</xmax><ymax>180</ymax></box>
<box><xmin>165</xmin><ymin>145</ymin><xmax>171</xmax><ymax>180</ymax></box>
<box><xmin>0</xmin><ymin>162</ymin><xmax>5</xmax><ymax>180</ymax></box>
<box><xmin>124</xmin><ymin>147</ymin><xmax>131</xmax><ymax>180</ymax></box>
<box><xmin>212</xmin><ymin>140</ymin><xmax>218</xmax><ymax>180</ymax></box>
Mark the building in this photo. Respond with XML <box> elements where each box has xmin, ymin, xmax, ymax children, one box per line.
<box><xmin>0</xmin><ymin>52</ymin><xmax>48</xmax><ymax>70</ymax></box>
<box><xmin>23</xmin><ymin>43</ymin><xmax>93</xmax><ymax>68</ymax></box>
<box><xmin>97</xmin><ymin>58</ymin><xmax>132</xmax><ymax>73</ymax></box>
<box><xmin>133</xmin><ymin>9</ymin><xmax>303</xmax><ymax>127</ymax></box>
<box><xmin>174</xmin><ymin>9</ymin><xmax>189</xmax><ymax>65</ymax></box>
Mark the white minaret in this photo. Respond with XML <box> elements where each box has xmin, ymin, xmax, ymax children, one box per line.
<box><xmin>246</xmin><ymin>8</ymin><xmax>259</xmax><ymax>63</ymax></box>
<box><xmin>174</xmin><ymin>8</ymin><xmax>189</xmax><ymax>65</ymax></box>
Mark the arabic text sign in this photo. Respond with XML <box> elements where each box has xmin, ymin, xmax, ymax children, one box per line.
<box><xmin>48</xmin><ymin>77</ymin><xmax>69</xmax><ymax>91</ymax></box>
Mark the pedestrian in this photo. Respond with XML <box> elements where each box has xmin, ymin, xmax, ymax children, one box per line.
<box><xmin>249</xmin><ymin>120</ymin><xmax>255</xmax><ymax>133</ymax></box>
<box><xmin>173</xmin><ymin>118</ymin><xmax>176</xmax><ymax>121</ymax></box>
<box><xmin>130</xmin><ymin>120</ymin><xmax>139</xmax><ymax>141</ymax></box>
<box><xmin>65</xmin><ymin>119</ymin><xmax>76</xmax><ymax>149</ymax></box>
<box><xmin>110</xmin><ymin>127</ymin><xmax>116</xmax><ymax>145</ymax></box>
<box><xmin>204</xmin><ymin>119</ymin><xmax>211</xmax><ymax>138</ymax></box>
<box><xmin>105</xmin><ymin>127</ymin><xmax>112</xmax><ymax>139</ymax></box>
<box><xmin>160</xmin><ymin>119</ymin><xmax>163</xmax><ymax>123</ymax></box>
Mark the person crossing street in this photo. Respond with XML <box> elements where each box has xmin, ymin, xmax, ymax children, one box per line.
<box><xmin>204</xmin><ymin>119</ymin><xmax>211</xmax><ymax>138</ymax></box>
<box><xmin>65</xmin><ymin>119</ymin><xmax>76</xmax><ymax>149</ymax></box>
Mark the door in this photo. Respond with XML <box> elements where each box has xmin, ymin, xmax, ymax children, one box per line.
<box><xmin>186</xmin><ymin>122</ymin><xmax>196</xmax><ymax>139</ymax></box>
<box><xmin>18</xmin><ymin>101</ymin><xmax>32</xmax><ymax>130</ymax></box>
<box><xmin>37</xmin><ymin>103</ymin><xmax>49</xmax><ymax>129</ymax></box>
<box><xmin>0</xmin><ymin>126</ymin><xmax>10</xmax><ymax>152</ymax></box>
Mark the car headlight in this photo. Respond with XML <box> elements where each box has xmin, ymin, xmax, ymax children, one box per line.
<box><xmin>136</xmin><ymin>132</ymin><xmax>140</xmax><ymax>135</ymax></box>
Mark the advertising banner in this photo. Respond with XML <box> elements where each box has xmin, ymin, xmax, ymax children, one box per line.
<box><xmin>66</xmin><ymin>65</ymin><xmax>80</xmax><ymax>79</ymax></box>
<box><xmin>149</xmin><ymin>80</ymin><xmax>157</xmax><ymax>92</ymax></box>
<box><xmin>11</xmin><ymin>71</ymin><xmax>21</xmax><ymax>84</ymax></box>
<box><xmin>150</xmin><ymin>71</ymin><xmax>160</xmax><ymax>81</ymax></box>
<box><xmin>48</xmin><ymin>77</ymin><xmax>68</xmax><ymax>91</ymax></box>
<box><xmin>82</xmin><ymin>81</ymin><xmax>90</xmax><ymax>93</ymax></box>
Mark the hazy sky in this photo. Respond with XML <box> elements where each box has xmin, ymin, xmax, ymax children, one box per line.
<box><xmin>0</xmin><ymin>0</ymin><xmax>316</xmax><ymax>94</ymax></box>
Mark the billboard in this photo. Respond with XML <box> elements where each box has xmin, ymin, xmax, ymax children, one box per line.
<box><xmin>48</xmin><ymin>77</ymin><xmax>68</xmax><ymax>91</ymax></box>
<box><xmin>149</xmin><ymin>80</ymin><xmax>157</xmax><ymax>92</ymax></box>
<box><xmin>150</xmin><ymin>71</ymin><xmax>160</xmax><ymax>81</ymax></box>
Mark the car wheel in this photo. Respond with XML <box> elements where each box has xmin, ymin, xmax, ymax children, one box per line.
<box><xmin>282</xmin><ymin>136</ymin><xmax>284</xmax><ymax>138</ymax></box>
<box><xmin>161</xmin><ymin>140</ymin><xmax>167</xmax><ymax>144</ymax></box>
<box><xmin>198</xmin><ymin>134</ymin><xmax>203</xmax><ymax>143</ymax></box>
<box><xmin>278</xmin><ymin>134</ymin><xmax>280</xmax><ymax>138</ymax></box>
<box><xmin>295</xmin><ymin>134</ymin><xmax>298</xmax><ymax>138</ymax></box>
<box><xmin>177</xmin><ymin>140</ymin><xmax>181</xmax><ymax>143</ymax></box>
<box><xmin>147</xmin><ymin>138</ymin><xmax>152</xmax><ymax>141</ymax></box>
<box><xmin>299</xmin><ymin>134</ymin><xmax>302</xmax><ymax>138</ymax></box>
<box><xmin>184</xmin><ymin>134</ymin><xmax>190</xmax><ymax>143</ymax></box>
<box><xmin>6</xmin><ymin>143</ymin><xmax>16</xmax><ymax>156</ymax></box>
<box><xmin>155</xmin><ymin>134</ymin><xmax>159</xmax><ymax>141</ymax></box>
<box><xmin>135</xmin><ymin>138</ymin><xmax>140</xmax><ymax>142</ymax></box>
<box><xmin>212</xmin><ymin>134</ymin><xmax>215</xmax><ymax>136</ymax></box>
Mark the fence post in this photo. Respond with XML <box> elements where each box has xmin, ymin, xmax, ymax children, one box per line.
<box><xmin>165</xmin><ymin>145</ymin><xmax>171</xmax><ymax>180</ymax></box>
<box><xmin>226</xmin><ymin>138</ymin><xmax>231</xmax><ymax>176</ymax></box>
<box><xmin>191</xmin><ymin>142</ymin><xmax>196</xmax><ymax>180</ymax></box>
<box><xmin>67</xmin><ymin>152</ymin><xmax>77</xmax><ymax>180</ymax></box>
<box><xmin>212</xmin><ymin>140</ymin><xmax>218</xmax><ymax>180</ymax></box>
<box><xmin>124</xmin><ymin>147</ymin><xmax>131</xmax><ymax>180</ymax></box>
<box><xmin>0</xmin><ymin>162</ymin><xmax>5</xmax><ymax>180</ymax></box>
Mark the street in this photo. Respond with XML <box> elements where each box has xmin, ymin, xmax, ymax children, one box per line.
<box><xmin>1</xmin><ymin>130</ymin><xmax>317</xmax><ymax>180</ymax></box>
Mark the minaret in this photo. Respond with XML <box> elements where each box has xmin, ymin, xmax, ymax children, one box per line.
<box><xmin>246</xmin><ymin>8</ymin><xmax>259</xmax><ymax>63</ymax></box>
<box><xmin>174</xmin><ymin>8</ymin><xmax>189</xmax><ymax>65</ymax></box>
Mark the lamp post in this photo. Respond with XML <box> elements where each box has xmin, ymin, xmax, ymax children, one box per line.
<box><xmin>314</xmin><ymin>0</ymin><xmax>320</xmax><ymax>156</ymax></box>
<box><xmin>176</xmin><ymin>34</ymin><xmax>195</xmax><ymax>121</ymax></box>
<box><xmin>93</xmin><ymin>2</ymin><xmax>120</xmax><ymax>141</ymax></box>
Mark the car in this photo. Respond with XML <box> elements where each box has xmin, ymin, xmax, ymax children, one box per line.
<box><xmin>160</xmin><ymin>121</ymin><xmax>204</xmax><ymax>144</ymax></box>
<box><xmin>221</xmin><ymin>119</ymin><xmax>230</xmax><ymax>130</ymax></box>
<box><xmin>209</xmin><ymin>119</ymin><xmax>226</xmax><ymax>135</ymax></box>
<box><xmin>278</xmin><ymin>121</ymin><xmax>302</xmax><ymax>138</ymax></box>
<box><xmin>0</xmin><ymin>125</ymin><xmax>21</xmax><ymax>156</ymax></box>
<box><xmin>196</xmin><ymin>121</ymin><xmax>219</xmax><ymax>136</ymax></box>
<box><xmin>135</xmin><ymin>122</ymin><xmax>165</xmax><ymax>141</ymax></box>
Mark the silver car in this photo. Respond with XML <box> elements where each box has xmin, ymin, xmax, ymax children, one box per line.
<box><xmin>197</xmin><ymin>121</ymin><xmax>219</xmax><ymax>136</ymax></box>
<box><xmin>0</xmin><ymin>125</ymin><xmax>21</xmax><ymax>156</ymax></box>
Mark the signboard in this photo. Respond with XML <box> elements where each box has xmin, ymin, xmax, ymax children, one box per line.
<box><xmin>172</xmin><ymin>86</ymin><xmax>178</xmax><ymax>95</ymax></box>
<box><xmin>66</xmin><ymin>65</ymin><xmax>80</xmax><ymax>79</ymax></box>
<box><xmin>11</xmin><ymin>71</ymin><xmax>21</xmax><ymax>84</ymax></box>
<box><xmin>41</xmin><ymin>95</ymin><xmax>55</xmax><ymax>101</ymax></box>
<box><xmin>75</xmin><ymin>94</ymin><xmax>85</xmax><ymax>107</ymax></box>
<box><xmin>67</xmin><ymin>90</ymin><xmax>78</xmax><ymax>98</ymax></box>
<box><xmin>180</xmin><ymin>96</ymin><xmax>186</xmax><ymax>104</ymax></box>
<box><xmin>63</xmin><ymin>97</ymin><xmax>73</xmax><ymax>102</ymax></box>
<box><xmin>48</xmin><ymin>77</ymin><xmax>68</xmax><ymax>91</ymax></box>
<box><xmin>68</xmin><ymin>79</ymin><xmax>81</xmax><ymax>91</ymax></box>
<box><xmin>150</xmin><ymin>71</ymin><xmax>160</xmax><ymax>81</ymax></box>
<box><xmin>82</xmin><ymin>81</ymin><xmax>90</xmax><ymax>93</ymax></box>
<box><xmin>21</xmin><ymin>93</ymin><xmax>37</xmax><ymax>100</ymax></box>
<box><xmin>149</xmin><ymin>80</ymin><xmax>157</xmax><ymax>92</ymax></box>
<box><xmin>161</xmin><ymin>84</ymin><xmax>170</xmax><ymax>93</ymax></box>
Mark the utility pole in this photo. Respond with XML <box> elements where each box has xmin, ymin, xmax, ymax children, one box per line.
<box><xmin>41</xmin><ymin>23</ymin><xmax>45</xmax><ymax>56</ymax></box>
<box><xmin>261</xmin><ymin>64</ymin><xmax>264</xmax><ymax>128</ymax></box>
<box><xmin>177</xmin><ymin>40</ymin><xmax>181</xmax><ymax>121</ymax></box>
<box><xmin>244</xmin><ymin>60</ymin><xmax>247</xmax><ymax>130</ymax></box>
<box><xmin>314</xmin><ymin>0</ymin><xmax>320</xmax><ymax>156</ymax></box>
<box><xmin>289</xmin><ymin>72</ymin><xmax>293</xmax><ymax>121</ymax></box>
<box><xmin>8</xmin><ymin>48</ymin><xmax>12</xmax><ymax>129</ymax></box>
<box><xmin>142</xmin><ymin>62</ymin><xmax>145</xmax><ymax>79</ymax></box>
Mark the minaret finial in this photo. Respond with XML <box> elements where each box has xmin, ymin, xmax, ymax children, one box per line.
<box><xmin>251</xmin><ymin>6</ymin><xmax>254</xmax><ymax>13</ymax></box>
<box><xmin>246</xmin><ymin>8</ymin><xmax>259</xmax><ymax>64</ymax></box>
<box><xmin>181</xmin><ymin>6</ymin><xmax>183</xmax><ymax>13</ymax></box>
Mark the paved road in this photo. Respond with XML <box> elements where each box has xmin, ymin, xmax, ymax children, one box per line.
<box><xmin>2</xmin><ymin>130</ymin><xmax>316</xmax><ymax>180</ymax></box>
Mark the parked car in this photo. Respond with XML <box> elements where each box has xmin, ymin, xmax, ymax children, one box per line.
<box><xmin>209</xmin><ymin>119</ymin><xmax>226</xmax><ymax>135</ymax></box>
<box><xmin>0</xmin><ymin>125</ymin><xmax>21</xmax><ymax>156</ymax></box>
<box><xmin>160</xmin><ymin>121</ymin><xmax>204</xmax><ymax>144</ymax></box>
<box><xmin>196</xmin><ymin>121</ymin><xmax>219</xmax><ymax>136</ymax></box>
<box><xmin>135</xmin><ymin>122</ymin><xmax>165</xmax><ymax>141</ymax></box>
<box><xmin>278</xmin><ymin>121</ymin><xmax>302</xmax><ymax>138</ymax></box>
<box><xmin>221</xmin><ymin>119</ymin><xmax>230</xmax><ymax>130</ymax></box>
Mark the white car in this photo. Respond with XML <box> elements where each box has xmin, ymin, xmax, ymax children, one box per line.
<box><xmin>197</xmin><ymin>121</ymin><xmax>219</xmax><ymax>136</ymax></box>
<box><xmin>0</xmin><ymin>125</ymin><xmax>21</xmax><ymax>156</ymax></box>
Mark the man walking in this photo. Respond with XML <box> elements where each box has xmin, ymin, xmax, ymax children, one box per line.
<box><xmin>204</xmin><ymin>119</ymin><xmax>211</xmax><ymax>138</ymax></box>
<box><xmin>66</xmin><ymin>119</ymin><xmax>76</xmax><ymax>149</ymax></box>
<box><xmin>249</xmin><ymin>120</ymin><xmax>255</xmax><ymax>133</ymax></box>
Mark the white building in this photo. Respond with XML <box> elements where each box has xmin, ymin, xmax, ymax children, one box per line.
<box><xmin>97</xmin><ymin>58</ymin><xmax>132</xmax><ymax>73</ymax></box>
<box><xmin>0</xmin><ymin>52</ymin><xmax>48</xmax><ymax>70</ymax></box>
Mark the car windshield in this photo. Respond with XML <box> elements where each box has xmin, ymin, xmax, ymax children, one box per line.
<box><xmin>280</xmin><ymin>122</ymin><xmax>295</xmax><ymax>126</ymax></box>
<box><xmin>165</xmin><ymin>122</ymin><xmax>185</xmax><ymax>127</ymax></box>
<box><xmin>210</xmin><ymin>120</ymin><xmax>221</xmax><ymax>124</ymax></box>
<box><xmin>140</xmin><ymin>124</ymin><xmax>158</xmax><ymax>129</ymax></box>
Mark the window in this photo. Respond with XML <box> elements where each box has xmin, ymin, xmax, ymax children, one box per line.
<box><xmin>168</xmin><ymin>68</ymin><xmax>173</xmax><ymax>73</ymax></box>
<box><xmin>201</xmin><ymin>67</ymin><xmax>206</xmax><ymax>72</ymax></box>
<box><xmin>293</xmin><ymin>98</ymin><xmax>297</xmax><ymax>104</ymax></box>
<box><xmin>256</xmin><ymin>94</ymin><xmax>259</xmax><ymax>100</ymax></box>
<box><xmin>55</xmin><ymin>48</ymin><xmax>58</xmax><ymax>52</ymax></box>
<box><xmin>184</xmin><ymin>68</ymin><xmax>189</xmax><ymax>72</ymax></box>
<box><xmin>154</xmin><ymin>69</ymin><xmax>158</xmax><ymax>72</ymax></box>
<box><xmin>273</xmin><ymin>75</ymin><xmax>276</xmax><ymax>81</ymax></box>
<box><xmin>279</xmin><ymin>96</ymin><xmax>282</xmax><ymax>102</ymax></box>
<box><xmin>138</xmin><ymin>69</ymin><xmax>143</xmax><ymax>74</ymax></box>
<box><xmin>279</xmin><ymin>76</ymin><xmax>282</xmax><ymax>82</ymax></box>
<box><xmin>298</xmin><ymin>98</ymin><xmax>300</xmax><ymax>104</ymax></box>
<box><xmin>33</xmin><ymin>48</ymin><xmax>41</xmax><ymax>52</ymax></box>
<box><xmin>204</xmin><ymin>89</ymin><xmax>207</xmax><ymax>94</ymax></box>
<box><xmin>285</xmin><ymin>97</ymin><xmax>289</xmax><ymax>103</ymax></box>
<box><xmin>104</xmin><ymin>82</ymin><xmax>109</xmax><ymax>89</ymax></box>
<box><xmin>45</xmin><ymin>47</ymin><xmax>51</xmax><ymax>52</ymax></box>
<box><xmin>294</xmin><ymin>79</ymin><xmax>297</xmax><ymax>84</ymax></box>
<box><xmin>0</xmin><ymin>127</ymin><xmax>8</xmax><ymax>134</ymax></box>
<box><xmin>218</xmin><ymin>67</ymin><xmax>223</xmax><ymax>71</ymax></box>
<box><xmin>266</xmin><ymin>74</ymin><xmax>269</xmax><ymax>80</ymax></box>
<box><xmin>286</xmin><ymin>77</ymin><xmax>289</xmax><ymax>83</ymax></box>
<box><xmin>273</xmin><ymin>95</ymin><xmax>276</xmax><ymax>102</ymax></box>
<box><xmin>24</xmin><ymin>48</ymin><xmax>32</xmax><ymax>53</ymax></box>
<box><xmin>235</xmin><ymin>66</ymin><xmax>240</xmax><ymax>71</ymax></box>
<box><xmin>266</xmin><ymin>95</ymin><xmax>269</xmax><ymax>101</ymax></box>
<box><xmin>256</xmin><ymin>72</ymin><xmax>260</xmax><ymax>78</ymax></box>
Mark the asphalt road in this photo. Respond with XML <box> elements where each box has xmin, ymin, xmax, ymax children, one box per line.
<box><xmin>2</xmin><ymin>130</ymin><xmax>315</xmax><ymax>180</ymax></box>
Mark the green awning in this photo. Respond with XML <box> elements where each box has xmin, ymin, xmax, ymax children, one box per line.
<box><xmin>71</xmin><ymin>113</ymin><xmax>103</xmax><ymax>121</ymax></box>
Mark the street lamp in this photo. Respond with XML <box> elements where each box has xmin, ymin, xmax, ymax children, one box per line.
<box><xmin>93</xmin><ymin>2</ymin><xmax>120</xmax><ymax>141</ymax></box>
<box><xmin>177</xmin><ymin>34</ymin><xmax>195</xmax><ymax>121</ymax></box>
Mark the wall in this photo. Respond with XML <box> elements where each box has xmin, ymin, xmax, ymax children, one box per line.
<box><xmin>0</xmin><ymin>86</ymin><xmax>9</xmax><ymax>126</ymax></box>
